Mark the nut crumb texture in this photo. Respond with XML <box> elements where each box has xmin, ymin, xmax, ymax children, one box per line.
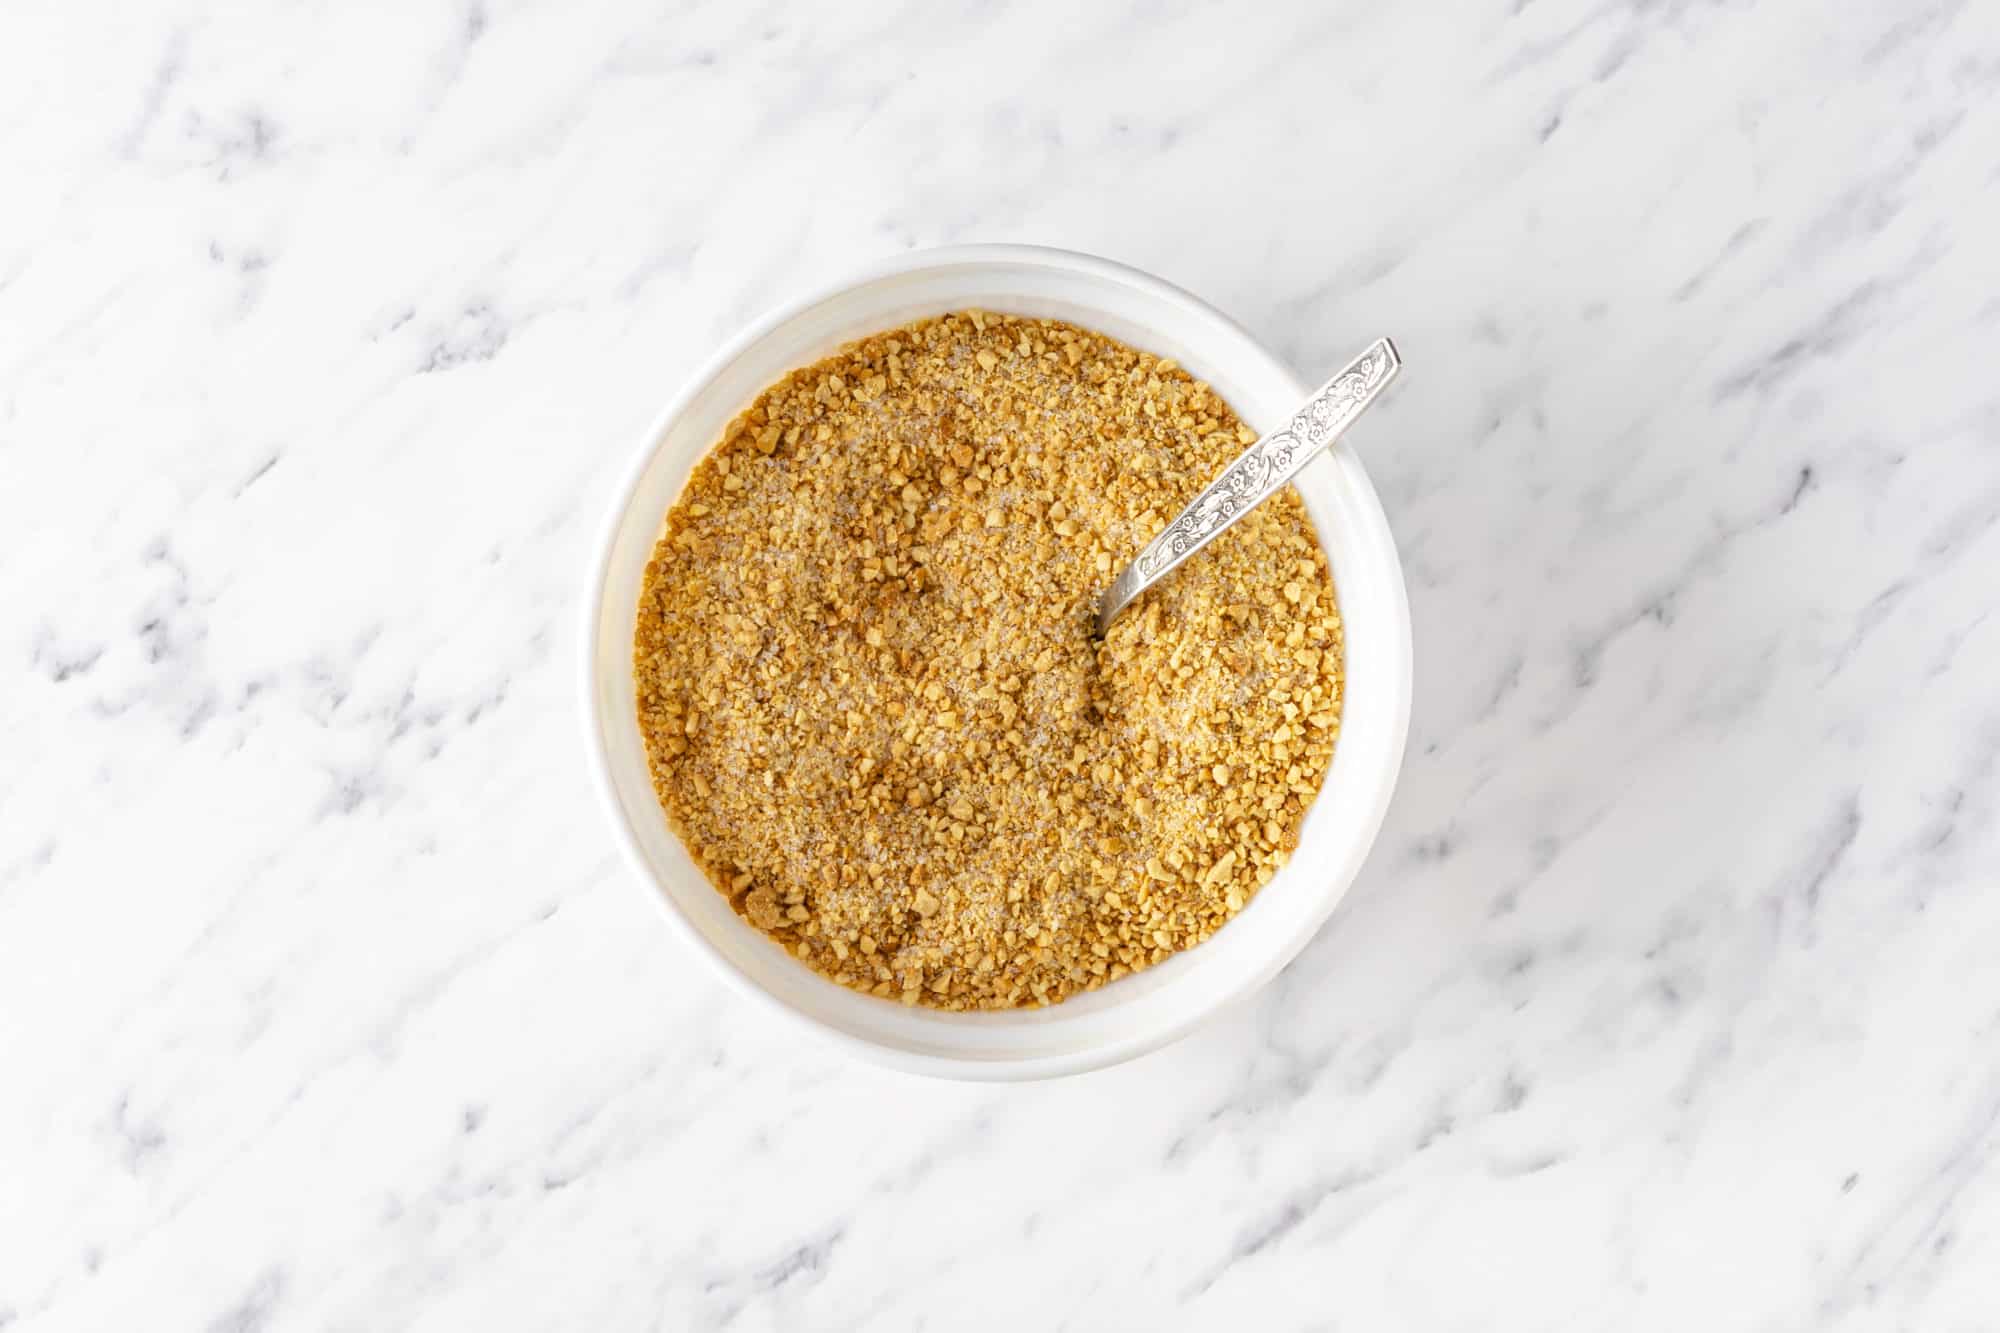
<box><xmin>633</xmin><ymin>312</ymin><xmax>1343</xmax><ymax>1010</ymax></box>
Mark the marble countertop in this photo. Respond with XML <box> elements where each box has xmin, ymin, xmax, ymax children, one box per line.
<box><xmin>6</xmin><ymin>2</ymin><xmax>2000</xmax><ymax>1328</ymax></box>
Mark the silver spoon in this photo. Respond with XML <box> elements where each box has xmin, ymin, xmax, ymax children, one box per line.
<box><xmin>1095</xmin><ymin>337</ymin><xmax>1402</xmax><ymax>636</ymax></box>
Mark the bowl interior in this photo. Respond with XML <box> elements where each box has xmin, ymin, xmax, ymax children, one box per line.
<box><xmin>586</xmin><ymin>248</ymin><xmax>1410</xmax><ymax>1078</ymax></box>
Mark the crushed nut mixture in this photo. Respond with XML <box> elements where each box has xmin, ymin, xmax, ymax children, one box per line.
<box><xmin>634</xmin><ymin>312</ymin><xmax>1344</xmax><ymax>1010</ymax></box>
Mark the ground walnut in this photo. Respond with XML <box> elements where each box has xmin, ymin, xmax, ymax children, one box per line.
<box><xmin>634</xmin><ymin>312</ymin><xmax>1344</xmax><ymax>1010</ymax></box>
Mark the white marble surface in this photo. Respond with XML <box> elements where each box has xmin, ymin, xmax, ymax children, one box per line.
<box><xmin>6</xmin><ymin>1</ymin><xmax>2000</xmax><ymax>1327</ymax></box>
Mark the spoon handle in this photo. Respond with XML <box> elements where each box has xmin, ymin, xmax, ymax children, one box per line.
<box><xmin>1095</xmin><ymin>337</ymin><xmax>1401</xmax><ymax>637</ymax></box>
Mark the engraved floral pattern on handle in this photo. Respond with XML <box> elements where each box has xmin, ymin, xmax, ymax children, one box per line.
<box><xmin>1134</xmin><ymin>343</ymin><xmax>1393</xmax><ymax>578</ymax></box>
<box><xmin>1096</xmin><ymin>338</ymin><xmax>1400</xmax><ymax>636</ymax></box>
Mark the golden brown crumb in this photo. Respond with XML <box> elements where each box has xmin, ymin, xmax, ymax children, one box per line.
<box><xmin>633</xmin><ymin>312</ymin><xmax>1344</xmax><ymax>1010</ymax></box>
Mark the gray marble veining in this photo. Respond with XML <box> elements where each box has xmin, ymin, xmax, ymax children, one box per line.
<box><xmin>4</xmin><ymin>1</ymin><xmax>2000</xmax><ymax>1328</ymax></box>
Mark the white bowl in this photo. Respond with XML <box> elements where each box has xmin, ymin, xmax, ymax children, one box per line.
<box><xmin>583</xmin><ymin>245</ymin><xmax>1411</xmax><ymax>1080</ymax></box>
